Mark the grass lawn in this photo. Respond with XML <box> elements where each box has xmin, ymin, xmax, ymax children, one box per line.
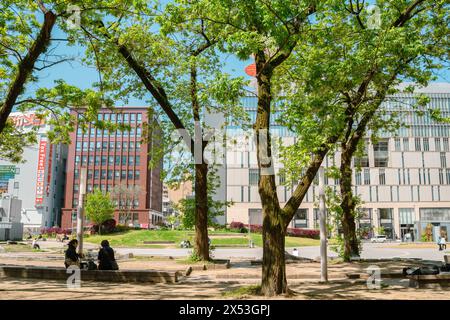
<box><xmin>1</xmin><ymin>244</ymin><xmax>44</xmax><ymax>253</ymax></box>
<box><xmin>84</xmin><ymin>229</ymin><xmax>320</xmax><ymax>248</ymax></box>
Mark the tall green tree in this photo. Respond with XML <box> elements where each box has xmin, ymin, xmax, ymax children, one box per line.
<box><xmin>0</xmin><ymin>1</ymin><xmax>117</xmax><ymax>160</ymax></box>
<box><xmin>67</xmin><ymin>0</ymin><xmax>246</xmax><ymax>261</ymax></box>
<box><xmin>276</xmin><ymin>0</ymin><xmax>448</xmax><ymax>263</ymax></box>
<box><xmin>192</xmin><ymin>0</ymin><xmax>330</xmax><ymax>295</ymax></box>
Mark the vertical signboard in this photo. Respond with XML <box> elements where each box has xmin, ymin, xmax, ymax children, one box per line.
<box><xmin>35</xmin><ymin>138</ymin><xmax>47</xmax><ymax>205</ymax></box>
<box><xmin>0</xmin><ymin>165</ymin><xmax>16</xmax><ymax>194</ymax></box>
<box><xmin>46</xmin><ymin>143</ymin><xmax>53</xmax><ymax>196</ymax></box>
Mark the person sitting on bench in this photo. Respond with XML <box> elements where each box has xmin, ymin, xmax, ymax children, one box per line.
<box><xmin>97</xmin><ymin>240</ymin><xmax>118</xmax><ymax>270</ymax></box>
<box><xmin>65</xmin><ymin>239</ymin><xmax>80</xmax><ymax>268</ymax></box>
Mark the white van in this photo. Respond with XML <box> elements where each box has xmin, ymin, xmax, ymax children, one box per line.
<box><xmin>371</xmin><ymin>235</ymin><xmax>387</xmax><ymax>243</ymax></box>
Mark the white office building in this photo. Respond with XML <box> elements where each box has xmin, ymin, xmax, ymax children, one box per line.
<box><xmin>224</xmin><ymin>83</ymin><xmax>450</xmax><ymax>242</ymax></box>
<box><xmin>0</xmin><ymin>112</ymin><xmax>68</xmax><ymax>233</ymax></box>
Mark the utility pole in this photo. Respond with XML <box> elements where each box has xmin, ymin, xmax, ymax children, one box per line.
<box><xmin>318</xmin><ymin>166</ymin><xmax>328</xmax><ymax>282</ymax></box>
<box><xmin>76</xmin><ymin>167</ymin><xmax>87</xmax><ymax>256</ymax></box>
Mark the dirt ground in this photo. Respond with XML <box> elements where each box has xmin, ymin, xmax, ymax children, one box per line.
<box><xmin>0</xmin><ymin>253</ymin><xmax>448</xmax><ymax>299</ymax></box>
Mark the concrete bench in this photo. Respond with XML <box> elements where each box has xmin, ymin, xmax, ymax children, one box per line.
<box><xmin>407</xmin><ymin>273</ymin><xmax>450</xmax><ymax>289</ymax></box>
<box><xmin>0</xmin><ymin>265</ymin><xmax>178</xmax><ymax>283</ymax></box>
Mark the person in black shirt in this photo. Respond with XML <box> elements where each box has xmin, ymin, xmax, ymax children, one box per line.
<box><xmin>98</xmin><ymin>240</ymin><xmax>118</xmax><ymax>270</ymax></box>
<box><xmin>65</xmin><ymin>239</ymin><xmax>80</xmax><ymax>268</ymax></box>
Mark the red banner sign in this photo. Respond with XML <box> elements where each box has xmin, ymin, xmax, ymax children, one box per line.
<box><xmin>35</xmin><ymin>139</ymin><xmax>47</xmax><ymax>205</ymax></box>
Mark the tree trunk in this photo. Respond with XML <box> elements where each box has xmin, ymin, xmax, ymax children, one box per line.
<box><xmin>0</xmin><ymin>11</ymin><xmax>57</xmax><ymax>134</ymax></box>
<box><xmin>340</xmin><ymin>149</ymin><xmax>360</xmax><ymax>261</ymax></box>
<box><xmin>194</xmin><ymin>162</ymin><xmax>209</xmax><ymax>260</ymax></box>
<box><xmin>254</xmin><ymin>52</ymin><xmax>287</xmax><ymax>295</ymax></box>
<box><xmin>260</xmin><ymin>180</ymin><xmax>287</xmax><ymax>296</ymax></box>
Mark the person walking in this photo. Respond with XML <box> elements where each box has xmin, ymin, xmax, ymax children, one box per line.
<box><xmin>31</xmin><ymin>238</ymin><xmax>40</xmax><ymax>250</ymax></box>
<box><xmin>97</xmin><ymin>240</ymin><xmax>118</xmax><ymax>270</ymax></box>
<box><xmin>440</xmin><ymin>236</ymin><xmax>447</xmax><ymax>250</ymax></box>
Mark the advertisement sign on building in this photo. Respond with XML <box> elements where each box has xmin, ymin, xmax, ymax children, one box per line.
<box><xmin>35</xmin><ymin>139</ymin><xmax>47</xmax><ymax>205</ymax></box>
<box><xmin>9</xmin><ymin>113</ymin><xmax>45</xmax><ymax>128</ymax></box>
<box><xmin>0</xmin><ymin>165</ymin><xmax>16</xmax><ymax>194</ymax></box>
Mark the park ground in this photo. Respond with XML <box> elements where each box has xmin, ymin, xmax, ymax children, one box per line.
<box><xmin>1</xmin><ymin>231</ymin><xmax>449</xmax><ymax>299</ymax></box>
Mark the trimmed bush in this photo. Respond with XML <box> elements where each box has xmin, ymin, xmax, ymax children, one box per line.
<box><xmin>229</xmin><ymin>221</ymin><xmax>245</xmax><ymax>230</ymax></box>
<box><xmin>40</xmin><ymin>227</ymin><xmax>72</xmax><ymax>236</ymax></box>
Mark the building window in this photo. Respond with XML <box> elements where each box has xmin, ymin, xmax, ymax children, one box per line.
<box><xmin>423</xmin><ymin>138</ymin><xmax>429</xmax><ymax>151</ymax></box>
<box><xmin>83</xmin><ymin>142</ymin><xmax>88</xmax><ymax>151</ymax></box>
<box><xmin>75</xmin><ymin>155</ymin><xmax>80</xmax><ymax>165</ymax></box>
<box><xmin>137</xmin><ymin>114</ymin><xmax>142</xmax><ymax>122</ymax></box>
<box><xmin>435</xmin><ymin>138</ymin><xmax>441</xmax><ymax>151</ymax></box>
<box><xmin>128</xmin><ymin>170</ymin><xmax>133</xmax><ymax>179</ymax></box>
<box><xmin>131</xmin><ymin>114</ymin><xmax>136</xmax><ymax>122</ymax></box>
<box><xmin>94</xmin><ymin>170</ymin><xmax>99</xmax><ymax>179</ymax></box>
<box><xmin>115</xmin><ymin>155</ymin><xmax>120</xmax><ymax>165</ymax></box>
<box><xmin>364</xmin><ymin>169</ymin><xmax>370</xmax><ymax>185</ymax></box>
<box><xmin>13</xmin><ymin>182</ymin><xmax>19</xmax><ymax>189</ymax></box>
<box><xmin>121</xmin><ymin>170</ymin><xmax>127</xmax><ymax>179</ymax></box>
<box><xmin>95</xmin><ymin>156</ymin><xmax>100</xmax><ymax>166</ymax></box>
<box><xmin>89</xmin><ymin>156</ymin><xmax>94</xmax><ymax>165</ymax></box>
<box><xmin>293</xmin><ymin>209</ymin><xmax>308</xmax><ymax>228</ymax></box>
<box><xmin>74</xmin><ymin>169</ymin><xmax>79</xmax><ymax>180</ymax></box>
<box><xmin>403</xmin><ymin>138</ymin><xmax>409</xmax><ymax>151</ymax></box>
<box><xmin>136</xmin><ymin>127</ymin><xmax>142</xmax><ymax>137</ymax></box>
<box><xmin>355</xmin><ymin>171</ymin><xmax>362</xmax><ymax>185</ymax></box>
<box><xmin>444</xmin><ymin>138</ymin><xmax>449</xmax><ymax>152</ymax></box>
<box><xmin>108</xmin><ymin>156</ymin><xmax>114</xmax><ymax>165</ymax></box>
<box><xmin>415</xmin><ymin>138</ymin><xmax>421</xmax><ymax>151</ymax></box>
<box><xmin>249</xmin><ymin>169</ymin><xmax>259</xmax><ymax>185</ymax></box>
<box><xmin>394</xmin><ymin>138</ymin><xmax>401</xmax><ymax>151</ymax></box>
<box><xmin>439</xmin><ymin>169</ymin><xmax>444</xmax><ymax>184</ymax></box>
<box><xmin>101</xmin><ymin>156</ymin><xmax>107</xmax><ymax>165</ymax></box>
<box><xmin>123</xmin><ymin>141</ymin><xmax>128</xmax><ymax>150</ymax></box>
<box><xmin>76</xmin><ymin>142</ymin><xmax>81</xmax><ymax>151</ymax></box>
<box><xmin>354</xmin><ymin>142</ymin><xmax>369</xmax><ymax>167</ymax></box>
<box><xmin>122</xmin><ymin>156</ymin><xmax>127</xmax><ymax>165</ymax></box>
<box><xmin>87</xmin><ymin>169</ymin><xmax>93</xmax><ymax>179</ymax></box>
<box><xmin>135</xmin><ymin>170</ymin><xmax>140</xmax><ymax>180</ymax></box>
<box><xmin>129</xmin><ymin>156</ymin><xmax>135</xmax><ymax>166</ymax></box>
<box><xmin>441</xmin><ymin>152</ymin><xmax>447</xmax><ymax>168</ymax></box>
<box><xmin>115</xmin><ymin>170</ymin><xmax>120</xmax><ymax>178</ymax></box>
<box><xmin>379</xmin><ymin>169</ymin><xmax>385</xmax><ymax>185</ymax></box>
<box><xmin>82</xmin><ymin>156</ymin><xmax>87</xmax><ymax>165</ymax></box>
<box><xmin>101</xmin><ymin>169</ymin><xmax>107</xmax><ymax>179</ymax></box>
<box><xmin>108</xmin><ymin>170</ymin><xmax>113</xmax><ymax>180</ymax></box>
<box><xmin>136</xmin><ymin>156</ymin><xmax>140</xmax><ymax>165</ymax></box>
<box><xmin>136</xmin><ymin>142</ymin><xmax>141</xmax><ymax>150</ymax></box>
<box><xmin>379</xmin><ymin>208</ymin><xmax>393</xmax><ymax>220</ymax></box>
<box><xmin>447</xmin><ymin>169</ymin><xmax>450</xmax><ymax>185</ymax></box>
<box><xmin>130</xmin><ymin>142</ymin><xmax>135</xmax><ymax>150</ymax></box>
<box><xmin>373</xmin><ymin>140</ymin><xmax>388</xmax><ymax>167</ymax></box>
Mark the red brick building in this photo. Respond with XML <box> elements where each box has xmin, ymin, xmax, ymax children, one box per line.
<box><xmin>61</xmin><ymin>107</ymin><xmax>163</xmax><ymax>229</ymax></box>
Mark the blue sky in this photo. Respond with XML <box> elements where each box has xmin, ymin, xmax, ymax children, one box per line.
<box><xmin>28</xmin><ymin>27</ymin><xmax>253</xmax><ymax>107</ymax></box>
<box><xmin>29</xmin><ymin>24</ymin><xmax>449</xmax><ymax>107</ymax></box>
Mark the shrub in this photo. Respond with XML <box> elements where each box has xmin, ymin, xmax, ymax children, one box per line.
<box><xmin>114</xmin><ymin>224</ymin><xmax>132</xmax><ymax>233</ymax></box>
<box><xmin>229</xmin><ymin>221</ymin><xmax>244</xmax><ymax>230</ymax></box>
<box><xmin>239</xmin><ymin>227</ymin><xmax>248</xmax><ymax>233</ymax></box>
<box><xmin>91</xmin><ymin>219</ymin><xmax>117</xmax><ymax>234</ymax></box>
<box><xmin>40</xmin><ymin>227</ymin><xmax>72</xmax><ymax>237</ymax></box>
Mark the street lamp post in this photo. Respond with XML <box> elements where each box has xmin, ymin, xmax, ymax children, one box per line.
<box><xmin>318</xmin><ymin>166</ymin><xmax>328</xmax><ymax>282</ymax></box>
<box><xmin>76</xmin><ymin>167</ymin><xmax>87</xmax><ymax>256</ymax></box>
